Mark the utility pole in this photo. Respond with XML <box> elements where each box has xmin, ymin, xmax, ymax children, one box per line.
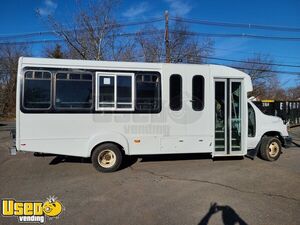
<box><xmin>165</xmin><ymin>10</ymin><xmax>170</xmax><ymax>63</ymax></box>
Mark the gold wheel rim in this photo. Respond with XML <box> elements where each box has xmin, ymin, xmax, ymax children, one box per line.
<box><xmin>268</xmin><ymin>142</ymin><xmax>280</xmax><ymax>157</ymax></box>
<box><xmin>98</xmin><ymin>149</ymin><xmax>116</xmax><ymax>168</ymax></box>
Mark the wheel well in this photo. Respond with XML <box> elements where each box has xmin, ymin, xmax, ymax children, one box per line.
<box><xmin>90</xmin><ymin>141</ymin><xmax>125</xmax><ymax>157</ymax></box>
<box><xmin>262</xmin><ymin>131</ymin><xmax>284</xmax><ymax>146</ymax></box>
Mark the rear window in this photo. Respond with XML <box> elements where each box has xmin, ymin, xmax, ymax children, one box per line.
<box><xmin>23</xmin><ymin>71</ymin><xmax>52</xmax><ymax>109</ymax></box>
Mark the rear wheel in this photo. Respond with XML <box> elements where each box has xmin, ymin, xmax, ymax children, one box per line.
<box><xmin>92</xmin><ymin>143</ymin><xmax>122</xmax><ymax>172</ymax></box>
<box><xmin>260</xmin><ymin>136</ymin><xmax>282</xmax><ymax>161</ymax></box>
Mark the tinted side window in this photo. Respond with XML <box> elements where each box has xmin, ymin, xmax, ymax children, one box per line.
<box><xmin>248</xmin><ymin>103</ymin><xmax>256</xmax><ymax>137</ymax></box>
<box><xmin>117</xmin><ymin>75</ymin><xmax>132</xmax><ymax>109</ymax></box>
<box><xmin>55</xmin><ymin>73</ymin><xmax>93</xmax><ymax>109</ymax></box>
<box><xmin>23</xmin><ymin>71</ymin><xmax>52</xmax><ymax>109</ymax></box>
<box><xmin>135</xmin><ymin>73</ymin><xmax>161</xmax><ymax>112</ymax></box>
<box><xmin>192</xmin><ymin>75</ymin><xmax>204</xmax><ymax>111</ymax></box>
<box><xmin>170</xmin><ymin>74</ymin><xmax>182</xmax><ymax>111</ymax></box>
<box><xmin>99</xmin><ymin>76</ymin><xmax>115</xmax><ymax>108</ymax></box>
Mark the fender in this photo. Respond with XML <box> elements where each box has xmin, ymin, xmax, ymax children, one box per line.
<box><xmin>246</xmin><ymin>131</ymin><xmax>286</xmax><ymax>159</ymax></box>
<box><xmin>86</xmin><ymin>131</ymin><xmax>129</xmax><ymax>157</ymax></box>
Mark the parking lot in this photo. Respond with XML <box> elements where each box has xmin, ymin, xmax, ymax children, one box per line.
<box><xmin>0</xmin><ymin>122</ymin><xmax>299</xmax><ymax>225</ymax></box>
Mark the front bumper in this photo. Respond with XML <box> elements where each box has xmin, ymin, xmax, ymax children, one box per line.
<box><xmin>283</xmin><ymin>136</ymin><xmax>293</xmax><ymax>148</ymax></box>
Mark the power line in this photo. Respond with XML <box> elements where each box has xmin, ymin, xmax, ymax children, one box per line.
<box><xmin>201</xmin><ymin>56</ymin><xmax>300</xmax><ymax>68</ymax></box>
<box><xmin>0</xmin><ymin>31</ymin><xmax>160</xmax><ymax>45</ymax></box>
<box><xmin>232</xmin><ymin>66</ymin><xmax>300</xmax><ymax>76</ymax></box>
<box><xmin>2</xmin><ymin>20</ymin><xmax>300</xmax><ymax>42</ymax></box>
<box><xmin>169</xmin><ymin>30</ymin><xmax>300</xmax><ymax>41</ymax></box>
<box><xmin>2</xmin><ymin>39</ymin><xmax>300</xmax><ymax>69</ymax></box>
<box><xmin>171</xmin><ymin>17</ymin><xmax>300</xmax><ymax>32</ymax></box>
<box><xmin>3</xmin><ymin>16</ymin><xmax>300</xmax><ymax>41</ymax></box>
<box><xmin>207</xmin><ymin>47</ymin><xmax>300</xmax><ymax>61</ymax></box>
<box><xmin>2</xmin><ymin>29</ymin><xmax>300</xmax><ymax>46</ymax></box>
<box><xmin>0</xmin><ymin>17</ymin><xmax>164</xmax><ymax>40</ymax></box>
<box><xmin>183</xmin><ymin>59</ymin><xmax>300</xmax><ymax>75</ymax></box>
<box><xmin>0</xmin><ymin>39</ymin><xmax>64</xmax><ymax>45</ymax></box>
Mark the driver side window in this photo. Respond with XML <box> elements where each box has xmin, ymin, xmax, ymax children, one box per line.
<box><xmin>248</xmin><ymin>103</ymin><xmax>256</xmax><ymax>137</ymax></box>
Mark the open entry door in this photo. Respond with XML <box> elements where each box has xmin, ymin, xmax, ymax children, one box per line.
<box><xmin>214</xmin><ymin>79</ymin><xmax>244</xmax><ymax>156</ymax></box>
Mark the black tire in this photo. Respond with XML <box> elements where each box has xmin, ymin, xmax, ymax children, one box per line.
<box><xmin>260</xmin><ymin>136</ymin><xmax>282</xmax><ymax>161</ymax></box>
<box><xmin>91</xmin><ymin>143</ymin><xmax>122</xmax><ymax>172</ymax></box>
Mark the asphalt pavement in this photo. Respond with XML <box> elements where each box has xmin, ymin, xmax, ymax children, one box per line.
<box><xmin>0</xmin><ymin>122</ymin><xmax>299</xmax><ymax>225</ymax></box>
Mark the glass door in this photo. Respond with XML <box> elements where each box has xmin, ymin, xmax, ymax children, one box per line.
<box><xmin>230</xmin><ymin>81</ymin><xmax>242</xmax><ymax>152</ymax></box>
<box><xmin>214</xmin><ymin>79</ymin><xmax>243</xmax><ymax>156</ymax></box>
<box><xmin>214</xmin><ymin>80</ymin><xmax>227</xmax><ymax>153</ymax></box>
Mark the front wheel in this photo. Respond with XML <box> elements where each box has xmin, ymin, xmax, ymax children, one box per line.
<box><xmin>260</xmin><ymin>136</ymin><xmax>282</xmax><ymax>161</ymax></box>
<box><xmin>92</xmin><ymin>143</ymin><xmax>122</xmax><ymax>172</ymax></box>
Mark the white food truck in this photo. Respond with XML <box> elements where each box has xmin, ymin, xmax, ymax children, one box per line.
<box><xmin>11</xmin><ymin>57</ymin><xmax>292</xmax><ymax>172</ymax></box>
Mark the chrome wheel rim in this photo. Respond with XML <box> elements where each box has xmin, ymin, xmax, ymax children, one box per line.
<box><xmin>98</xmin><ymin>149</ymin><xmax>116</xmax><ymax>168</ymax></box>
<box><xmin>268</xmin><ymin>142</ymin><xmax>280</xmax><ymax>157</ymax></box>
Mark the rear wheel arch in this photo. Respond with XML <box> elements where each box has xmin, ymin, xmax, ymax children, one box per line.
<box><xmin>90</xmin><ymin>141</ymin><xmax>125</xmax><ymax>158</ymax></box>
<box><xmin>87</xmin><ymin>132</ymin><xmax>129</xmax><ymax>157</ymax></box>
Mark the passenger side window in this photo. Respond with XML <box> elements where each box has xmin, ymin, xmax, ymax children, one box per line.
<box><xmin>169</xmin><ymin>74</ymin><xmax>182</xmax><ymax>111</ymax></box>
<box><xmin>96</xmin><ymin>72</ymin><xmax>134</xmax><ymax>111</ymax></box>
<box><xmin>192</xmin><ymin>75</ymin><xmax>205</xmax><ymax>111</ymax></box>
<box><xmin>135</xmin><ymin>73</ymin><xmax>161</xmax><ymax>112</ymax></box>
<box><xmin>23</xmin><ymin>71</ymin><xmax>52</xmax><ymax>109</ymax></box>
<box><xmin>55</xmin><ymin>72</ymin><xmax>93</xmax><ymax>109</ymax></box>
<box><xmin>248</xmin><ymin>103</ymin><xmax>256</xmax><ymax>137</ymax></box>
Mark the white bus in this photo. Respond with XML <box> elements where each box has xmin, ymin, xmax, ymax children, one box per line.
<box><xmin>11</xmin><ymin>57</ymin><xmax>292</xmax><ymax>172</ymax></box>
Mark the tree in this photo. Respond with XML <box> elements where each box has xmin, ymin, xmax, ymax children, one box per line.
<box><xmin>235</xmin><ymin>54</ymin><xmax>278</xmax><ymax>99</ymax></box>
<box><xmin>39</xmin><ymin>1</ymin><xmax>213</xmax><ymax>63</ymax></box>
<box><xmin>266</xmin><ymin>77</ymin><xmax>287</xmax><ymax>100</ymax></box>
<box><xmin>286</xmin><ymin>85</ymin><xmax>300</xmax><ymax>100</ymax></box>
<box><xmin>135</xmin><ymin>21</ymin><xmax>214</xmax><ymax>63</ymax></box>
<box><xmin>40</xmin><ymin>0</ymin><xmax>134</xmax><ymax>61</ymax></box>
<box><xmin>168</xmin><ymin>21</ymin><xmax>214</xmax><ymax>63</ymax></box>
<box><xmin>135</xmin><ymin>26</ymin><xmax>165</xmax><ymax>62</ymax></box>
<box><xmin>44</xmin><ymin>44</ymin><xmax>64</xmax><ymax>58</ymax></box>
<box><xmin>0</xmin><ymin>44</ymin><xmax>30</xmax><ymax>116</ymax></box>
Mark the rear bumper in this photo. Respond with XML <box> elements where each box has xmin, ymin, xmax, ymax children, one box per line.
<box><xmin>9</xmin><ymin>129</ymin><xmax>17</xmax><ymax>155</ymax></box>
<box><xmin>283</xmin><ymin>136</ymin><xmax>293</xmax><ymax>148</ymax></box>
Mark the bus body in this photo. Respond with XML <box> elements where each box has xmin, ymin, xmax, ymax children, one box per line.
<box><xmin>13</xmin><ymin>57</ymin><xmax>291</xmax><ymax>172</ymax></box>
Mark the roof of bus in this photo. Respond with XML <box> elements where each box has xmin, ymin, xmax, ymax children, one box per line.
<box><xmin>20</xmin><ymin>57</ymin><xmax>253</xmax><ymax>92</ymax></box>
<box><xmin>20</xmin><ymin>57</ymin><xmax>248</xmax><ymax>75</ymax></box>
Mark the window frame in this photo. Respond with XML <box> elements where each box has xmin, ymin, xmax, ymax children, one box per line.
<box><xmin>53</xmin><ymin>71</ymin><xmax>94</xmax><ymax>111</ymax></box>
<box><xmin>248</xmin><ymin>103</ymin><xmax>256</xmax><ymax>137</ymax></box>
<box><xmin>95</xmin><ymin>72</ymin><xmax>135</xmax><ymax>111</ymax></box>
<box><xmin>169</xmin><ymin>74</ymin><xmax>182</xmax><ymax>111</ymax></box>
<box><xmin>22</xmin><ymin>70</ymin><xmax>53</xmax><ymax>111</ymax></box>
<box><xmin>192</xmin><ymin>75</ymin><xmax>205</xmax><ymax>111</ymax></box>
<box><xmin>135</xmin><ymin>73</ymin><xmax>161</xmax><ymax>113</ymax></box>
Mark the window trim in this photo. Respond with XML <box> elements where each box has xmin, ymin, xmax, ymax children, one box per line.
<box><xmin>135</xmin><ymin>73</ymin><xmax>161</xmax><ymax>112</ymax></box>
<box><xmin>248</xmin><ymin>103</ymin><xmax>256</xmax><ymax>137</ymax></box>
<box><xmin>95</xmin><ymin>72</ymin><xmax>135</xmax><ymax>111</ymax></box>
<box><xmin>22</xmin><ymin>70</ymin><xmax>53</xmax><ymax>111</ymax></box>
<box><xmin>53</xmin><ymin>71</ymin><xmax>94</xmax><ymax>110</ymax></box>
<box><xmin>192</xmin><ymin>75</ymin><xmax>205</xmax><ymax>111</ymax></box>
<box><xmin>169</xmin><ymin>74</ymin><xmax>182</xmax><ymax>111</ymax></box>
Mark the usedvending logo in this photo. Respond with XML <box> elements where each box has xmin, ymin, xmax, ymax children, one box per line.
<box><xmin>1</xmin><ymin>196</ymin><xmax>63</xmax><ymax>223</ymax></box>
